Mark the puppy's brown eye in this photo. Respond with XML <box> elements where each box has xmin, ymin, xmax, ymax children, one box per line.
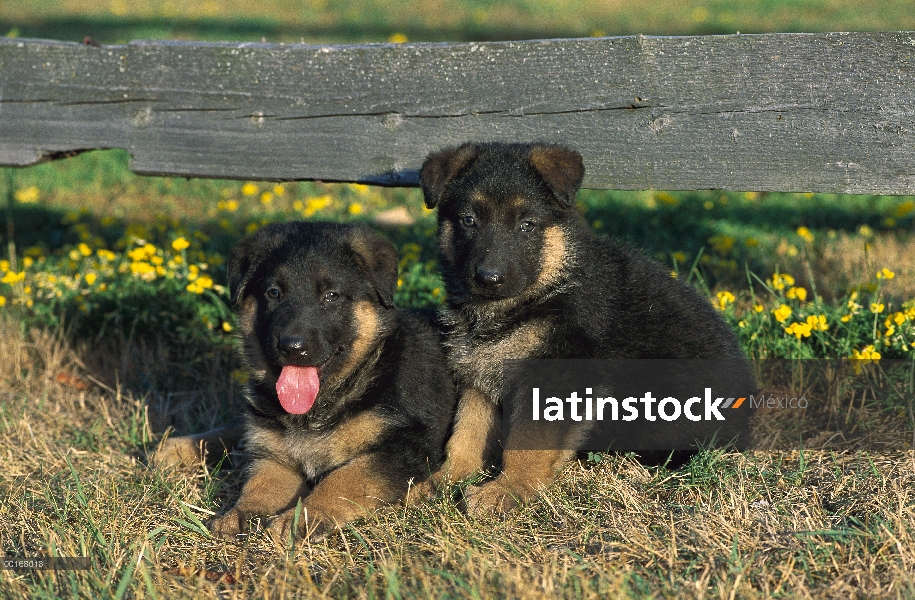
<box><xmin>460</xmin><ymin>215</ymin><xmax>476</xmax><ymax>228</ymax></box>
<box><xmin>324</xmin><ymin>291</ymin><xmax>339</xmax><ymax>302</ymax></box>
<box><xmin>266</xmin><ymin>288</ymin><xmax>281</xmax><ymax>299</ymax></box>
<box><xmin>520</xmin><ymin>221</ymin><xmax>536</xmax><ymax>232</ymax></box>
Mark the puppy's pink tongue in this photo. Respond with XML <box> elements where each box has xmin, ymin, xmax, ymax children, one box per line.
<box><xmin>276</xmin><ymin>366</ymin><xmax>320</xmax><ymax>414</ymax></box>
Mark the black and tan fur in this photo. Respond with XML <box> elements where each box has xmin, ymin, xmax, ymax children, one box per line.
<box><xmin>156</xmin><ymin>222</ymin><xmax>456</xmax><ymax>540</ymax></box>
<box><xmin>419</xmin><ymin>142</ymin><xmax>755</xmax><ymax>515</ymax></box>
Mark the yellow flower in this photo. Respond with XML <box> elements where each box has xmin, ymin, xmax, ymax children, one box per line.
<box><xmin>708</xmin><ymin>235</ymin><xmax>735</xmax><ymax>255</ymax></box>
<box><xmin>772</xmin><ymin>304</ymin><xmax>792</xmax><ymax>323</ymax></box>
<box><xmin>784</xmin><ymin>321</ymin><xmax>813</xmax><ymax>339</ymax></box>
<box><xmin>870</xmin><ymin>302</ymin><xmax>885</xmax><ymax>314</ymax></box>
<box><xmin>769</xmin><ymin>273</ymin><xmax>795</xmax><ymax>291</ymax></box>
<box><xmin>171</xmin><ymin>237</ymin><xmax>190</xmax><ymax>252</ymax></box>
<box><xmin>432</xmin><ymin>288</ymin><xmax>441</xmax><ymax>297</ymax></box>
<box><xmin>222</xmin><ymin>321</ymin><xmax>233</xmax><ymax>333</ymax></box>
<box><xmin>218</xmin><ymin>199</ymin><xmax>239</xmax><ymax>212</ymax></box>
<box><xmin>241</xmin><ymin>182</ymin><xmax>259</xmax><ymax>196</ymax></box>
<box><xmin>78</xmin><ymin>243</ymin><xmax>92</xmax><ymax>257</ymax></box>
<box><xmin>876</xmin><ymin>268</ymin><xmax>895</xmax><ymax>280</ymax></box>
<box><xmin>14</xmin><ymin>186</ymin><xmax>40</xmax><ymax>203</ymax></box>
<box><xmin>840</xmin><ymin>314</ymin><xmax>853</xmax><ymax>323</ymax></box>
<box><xmin>885</xmin><ymin>325</ymin><xmax>895</xmax><ymax>337</ymax></box>
<box><xmin>714</xmin><ymin>290</ymin><xmax>735</xmax><ymax>310</ymax></box>
<box><xmin>858</xmin><ymin>224</ymin><xmax>874</xmax><ymax>237</ymax></box>
<box><xmin>388</xmin><ymin>33</ymin><xmax>408</xmax><ymax>43</ymax></box>
<box><xmin>397</xmin><ymin>278</ymin><xmax>403</xmax><ymax>288</ymax></box>
<box><xmin>796</xmin><ymin>226</ymin><xmax>814</xmax><ymax>243</ymax></box>
<box><xmin>22</xmin><ymin>257</ymin><xmax>33</xmax><ymax>268</ymax></box>
<box><xmin>273</xmin><ymin>185</ymin><xmax>286</xmax><ymax>196</ymax></box>
<box><xmin>892</xmin><ymin>312</ymin><xmax>906</xmax><ymax>326</ymax></box>
<box><xmin>196</xmin><ymin>275</ymin><xmax>214</xmax><ymax>290</ymax></box>
<box><xmin>786</xmin><ymin>286</ymin><xmax>807</xmax><ymax>302</ymax></box>
<box><xmin>260</xmin><ymin>191</ymin><xmax>274</xmax><ymax>205</ymax></box>
<box><xmin>806</xmin><ymin>314</ymin><xmax>828</xmax><ymax>331</ymax></box>
<box><xmin>0</xmin><ymin>271</ymin><xmax>25</xmax><ymax>285</ymax></box>
<box><xmin>738</xmin><ymin>320</ymin><xmax>747</xmax><ymax>328</ymax></box>
<box><xmin>851</xmin><ymin>345</ymin><xmax>882</xmax><ymax>374</ymax></box>
<box><xmin>348</xmin><ymin>203</ymin><xmax>363</xmax><ymax>215</ymax></box>
<box><xmin>97</xmin><ymin>249</ymin><xmax>116</xmax><ymax>262</ymax></box>
<box><xmin>0</xmin><ymin>296</ymin><xmax>5</xmax><ymax>307</ymax></box>
<box><xmin>753</xmin><ymin>304</ymin><xmax>764</xmax><ymax>313</ymax></box>
<box><xmin>84</xmin><ymin>272</ymin><xmax>97</xmax><ymax>285</ymax></box>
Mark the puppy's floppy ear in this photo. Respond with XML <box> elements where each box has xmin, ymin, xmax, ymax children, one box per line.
<box><xmin>227</xmin><ymin>224</ymin><xmax>283</xmax><ymax>306</ymax></box>
<box><xmin>528</xmin><ymin>144</ymin><xmax>585</xmax><ymax>207</ymax></box>
<box><xmin>347</xmin><ymin>225</ymin><xmax>399</xmax><ymax>308</ymax></box>
<box><xmin>420</xmin><ymin>143</ymin><xmax>479</xmax><ymax>209</ymax></box>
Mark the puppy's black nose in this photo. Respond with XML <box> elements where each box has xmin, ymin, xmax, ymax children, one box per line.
<box><xmin>278</xmin><ymin>336</ymin><xmax>308</xmax><ymax>358</ymax></box>
<box><xmin>475</xmin><ymin>268</ymin><xmax>505</xmax><ymax>288</ymax></box>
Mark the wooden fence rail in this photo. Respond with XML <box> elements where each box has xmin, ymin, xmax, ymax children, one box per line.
<box><xmin>2</xmin><ymin>32</ymin><xmax>915</xmax><ymax>194</ymax></box>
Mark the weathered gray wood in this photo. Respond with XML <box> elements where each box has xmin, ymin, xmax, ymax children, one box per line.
<box><xmin>2</xmin><ymin>33</ymin><xmax>915</xmax><ymax>193</ymax></box>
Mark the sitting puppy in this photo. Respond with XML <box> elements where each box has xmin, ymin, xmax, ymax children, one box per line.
<box><xmin>159</xmin><ymin>222</ymin><xmax>456</xmax><ymax>540</ymax></box>
<box><xmin>419</xmin><ymin>142</ymin><xmax>755</xmax><ymax>515</ymax></box>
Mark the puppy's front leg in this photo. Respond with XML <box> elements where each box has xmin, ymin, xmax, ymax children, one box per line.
<box><xmin>210</xmin><ymin>458</ymin><xmax>308</xmax><ymax>539</ymax></box>
<box><xmin>269</xmin><ymin>454</ymin><xmax>402</xmax><ymax>541</ymax></box>
<box><xmin>420</xmin><ymin>388</ymin><xmax>500</xmax><ymax>495</ymax></box>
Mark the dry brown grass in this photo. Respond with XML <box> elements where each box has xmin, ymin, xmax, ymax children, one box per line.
<box><xmin>1</xmin><ymin>318</ymin><xmax>914</xmax><ymax>598</ymax></box>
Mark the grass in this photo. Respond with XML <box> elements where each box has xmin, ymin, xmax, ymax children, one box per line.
<box><xmin>5</xmin><ymin>0</ymin><xmax>915</xmax><ymax>44</ymax></box>
<box><xmin>1</xmin><ymin>1</ymin><xmax>915</xmax><ymax>597</ymax></box>
<box><xmin>1</xmin><ymin>156</ymin><xmax>914</xmax><ymax>597</ymax></box>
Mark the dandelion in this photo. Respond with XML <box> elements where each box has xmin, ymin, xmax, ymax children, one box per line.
<box><xmin>876</xmin><ymin>267</ymin><xmax>895</xmax><ymax>280</ymax></box>
<box><xmin>772</xmin><ymin>304</ymin><xmax>792</xmax><ymax>323</ymax></box>
<box><xmin>97</xmin><ymin>249</ymin><xmax>116</xmax><ymax>262</ymax></box>
<box><xmin>241</xmin><ymin>182</ymin><xmax>259</xmax><ymax>196</ymax></box>
<box><xmin>786</xmin><ymin>286</ymin><xmax>807</xmax><ymax>302</ymax></box>
<box><xmin>77</xmin><ymin>243</ymin><xmax>92</xmax><ymax>257</ymax></box>
<box><xmin>22</xmin><ymin>257</ymin><xmax>33</xmax><ymax>269</ymax></box>
<box><xmin>703</xmin><ymin>201</ymin><xmax>714</xmax><ymax>210</ymax></box>
<box><xmin>858</xmin><ymin>224</ymin><xmax>874</xmax><ymax>237</ymax></box>
<box><xmin>753</xmin><ymin>304</ymin><xmax>764</xmax><ymax>313</ymax></box>
<box><xmin>0</xmin><ymin>296</ymin><xmax>5</xmax><ymax>307</ymax></box>
<box><xmin>84</xmin><ymin>272</ymin><xmax>97</xmax><ymax>286</ymax></box>
<box><xmin>273</xmin><ymin>185</ymin><xmax>286</xmax><ymax>196</ymax></box>
<box><xmin>222</xmin><ymin>321</ymin><xmax>233</xmax><ymax>333</ymax></box>
<box><xmin>218</xmin><ymin>199</ymin><xmax>239</xmax><ymax>212</ymax></box>
<box><xmin>870</xmin><ymin>302</ymin><xmax>885</xmax><ymax>314</ymax></box>
<box><xmin>891</xmin><ymin>312</ymin><xmax>906</xmax><ymax>326</ymax></box>
<box><xmin>796</xmin><ymin>226</ymin><xmax>814</xmax><ymax>243</ymax></box>
<box><xmin>432</xmin><ymin>288</ymin><xmax>441</xmax><ymax>297</ymax></box>
<box><xmin>397</xmin><ymin>278</ymin><xmax>403</xmax><ymax>288</ymax></box>
<box><xmin>840</xmin><ymin>314</ymin><xmax>853</xmax><ymax>323</ymax></box>
<box><xmin>388</xmin><ymin>33</ymin><xmax>408</xmax><ymax>43</ymax></box>
<box><xmin>260</xmin><ymin>191</ymin><xmax>274</xmax><ymax>205</ymax></box>
<box><xmin>172</xmin><ymin>237</ymin><xmax>190</xmax><ymax>252</ymax></box>
<box><xmin>738</xmin><ymin>320</ymin><xmax>748</xmax><ymax>328</ymax></box>
<box><xmin>656</xmin><ymin>192</ymin><xmax>679</xmax><ymax>206</ymax></box>
<box><xmin>348</xmin><ymin>203</ymin><xmax>363</xmax><ymax>215</ymax></box>
<box><xmin>714</xmin><ymin>290</ymin><xmax>735</xmax><ymax>310</ymax></box>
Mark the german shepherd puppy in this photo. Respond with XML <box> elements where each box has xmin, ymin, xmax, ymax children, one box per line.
<box><xmin>419</xmin><ymin>142</ymin><xmax>755</xmax><ymax>515</ymax></box>
<box><xmin>158</xmin><ymin>222</ymin><xmax>456</xmax><ymax>540</ymax></box>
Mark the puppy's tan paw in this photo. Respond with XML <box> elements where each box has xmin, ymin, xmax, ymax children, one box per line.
<box><xmin>208</xmin><ymin>510</ymin><xmax>246</xmax><ymax>540</ymax></box>
<box><xmin>464</xmin><ymin>479</ymin><xmax>523</xmax><ymax>517</ymax></box>
<box><xmin>267</xmin><ymin>507</ymin><xmax>334</xmax><ymax>543</ymax></box>
<box><xmin>150</xmin><ymin>436</ymin><xmax>203</xmax><ymax>468</ymax></box>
